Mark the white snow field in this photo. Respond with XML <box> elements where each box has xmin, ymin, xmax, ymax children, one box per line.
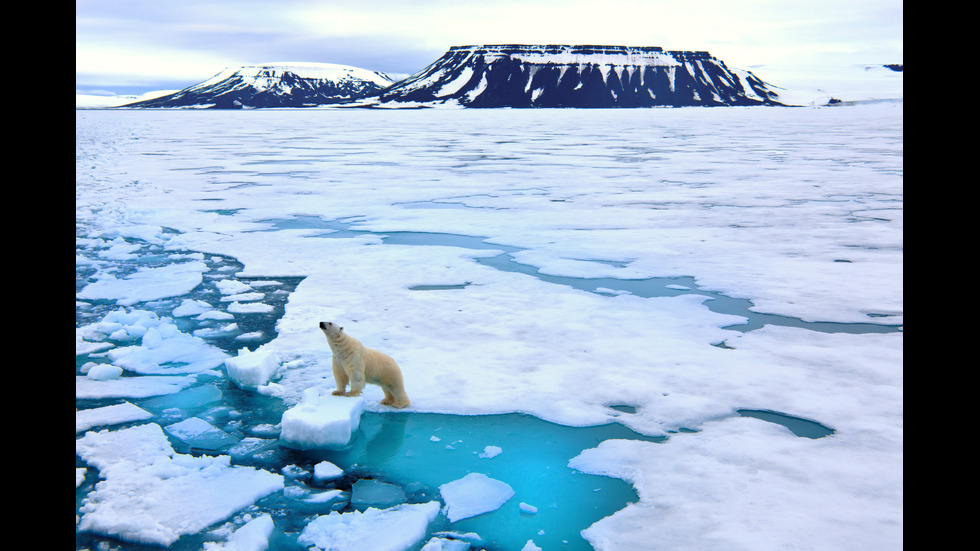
<box><xmin>76</xmin><ymin>105</ymin><xmax>902</xmax><ymax>550</ymax></box>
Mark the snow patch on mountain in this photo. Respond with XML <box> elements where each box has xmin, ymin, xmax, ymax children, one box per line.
<box><xmin>119</xmin><ymin>62</ymin><xmax>394</xmax><ymax>109</ymax></box>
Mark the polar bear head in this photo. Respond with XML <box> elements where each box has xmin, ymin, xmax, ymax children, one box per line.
<box><xmin>318</xmin><ymin>321</ymin><xmax>343</xmax><ymax>338</ymax></box>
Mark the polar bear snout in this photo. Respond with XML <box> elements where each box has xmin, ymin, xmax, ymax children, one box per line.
<box><xmin>319</xmin><ymin>321</ymin><xmax>342</xmax><ymax>336</ymax></box>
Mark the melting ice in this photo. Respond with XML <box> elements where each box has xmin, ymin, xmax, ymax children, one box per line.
<box><xmin>77</xmin><ymin>106</ymin><xmax>902</xmax><ymax>550</ymax></box>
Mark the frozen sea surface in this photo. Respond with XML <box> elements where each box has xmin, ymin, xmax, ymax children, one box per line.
<box><xmin>77</xmin><ymin>106</ymin><xmax>902</xmax><ymax>550</ymax></box>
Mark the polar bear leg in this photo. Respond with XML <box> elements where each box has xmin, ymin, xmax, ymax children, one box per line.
<box><xmin>344</xmin><ymin>357</ymin><xmax>366</xmax><ymax>397</ymax></box>
<box><xmin>380</xmin><ymin>382</ymin><xmax>410</xmax><ymax>408</ymax></box>
<box><xmin>331</xmin><ymin>357</ymin><xmax>348</xmax><ymax>396</ymax></box>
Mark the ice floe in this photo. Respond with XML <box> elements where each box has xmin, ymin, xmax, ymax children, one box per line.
<box><xmin>279</xmin><ymin>389</ymin><xmax>366</xmax><ymax>449</ymax></box>
<box><xmin>297</xmin><ymin>501</ymin><xmax>441</xmax><ymax>551</ymax></box>
<box><xmin>439</xmin><ymin>473</ymin><xmax>515</xmax><ymax>522</ymax></box>
<box><xmin>224</xmin><ymin>348</ymin><xmax>283</xmax><ymax>390</ymax></box>
<box><xmin>75</xmin><ymin>423</ymin><xmax>283</xmax><ymax>546</ymax></box>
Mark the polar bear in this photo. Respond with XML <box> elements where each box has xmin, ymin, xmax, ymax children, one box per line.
<box><xmin>318</xmin><ymin>321</ymin><xmax>410</xmax><ymax>409</ymax></box>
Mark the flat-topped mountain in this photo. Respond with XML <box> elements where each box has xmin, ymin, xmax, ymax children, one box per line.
<box><xmin>375</xmin><ymin>45</ymin><xmax>784</xmax><ymax>108</ymax></box>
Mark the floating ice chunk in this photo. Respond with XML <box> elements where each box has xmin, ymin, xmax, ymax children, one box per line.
<box><xmin>75</xmin><ymin>374</ymin><xmax>196</xmax><ymax>399</ymax></box>
<box><xmin>77</xmin><ymin>261</ymin><xmax>208</xmax><ymax>306</ymax></box>
<box><xmin>298</xmin><ymin>502</ymin><xmax>440</xmax><ymax>551</ymax></box>
<box><xmin>107</xmin><ymin>320</ymin><xmax>229</xmax><ymax>374</ymax></box>
<box><xmin>225</xmin><ymin>348</ymin><xmax>283</xmax><ymax>390</ymax></box>
<box><xmin>421</xmin><ymin>537</ymin><xmax>471</xmax><ymax>551</ymax></box>
<box><xmin>76</xmin><ymin>402</ymin><xmax>153</xmax><ymax>433</ymax></box>
<box><xmin>165</xmin><ymin>417</ymin><xmax>240</xmax><ymax>451</ymax></box>
<box><xmin>313</xmin><ymin>461</ymin><xmax>345</xmax><ymax>482</ymax></box>
<box><xmin>521</xmin><ymin>540</ymin><xmax>542</xmax><ymax>551</ymax></box>
<box><xmin>226</xmin><ymin>437</ymin><xmax>278</xmax><ymax>461</ymax></box>
<box><xmin>76</xmin><ymin>336</ymin><xmax>114</xmax><ymax>356</ymax></box>
<box><xmin>221</xmin><ymin>292</ymin><xmax>265</xmax><ymax>302</ymax></box>
<box><xmin>279</xmin><ymin>390</ymin><xmax>366</xmax><ymax>449</ymax></box>
<box><xmin>351</xmin><ymin>479</ymin><xmax>407</xmax><ymax>509</ymax></box>
<box><xmin>75</xmin><ymin>423</ymin><xmax>283</xmax><ymax>547</ymax></box>
<box><xmin>227</xmin><ymin>301</ymin><xmax>274</xmax><ymax>314</ymax></box>
<box><xmin>194</xmin><ymin>323</ymin><xmax>240</xmax><ymax>338</ymax></box>
<box><xmin>97</xmin><ymin>238</ymin><xmax>141</xmax><ymax>260</ymax></box>
<box><xmin>196</xmin><ymin>310</ymin><xmax>236</xmax><ymax>321</ymax></box>
<box><xmin>216</xmin><ymin>279</ymin><xmax>253</xmax><ymax>295</ymax></box>
<box><xmin>478</xmin><ymin>445</ymin><xmax>502</xmax><ymax>459</ymax></box>
<box><xmin>309</xmin><ymin>489</ymin><xmax>349</xmax><ymax>506</ymax></box>
<box><xmin>439</xmin><ymin>473</ymin><xmax>515</xmax><ymax>522</ymax></box>
<box><xmin>85</xmin><ymin>364</ymin><xmax>123</xmax><ymax>380</ymax></box>
<box><xmin>519</xmin><ymin>502</ymin><xmax>538</xmax><ymax>514</ymax></box>
<box><xmin>172</xmin><ymin>299</ymin><xmax>213</xmax><ymax>317</ymax></box>
<box><xmin>235</xmin><ymin>331</ymin><xmax>264</xmax><ymax>341</ymax></box>
<box><xmin>203</xmin><ymin>514</ymin><xmax>274</xmax><ymax>551</ymax></box>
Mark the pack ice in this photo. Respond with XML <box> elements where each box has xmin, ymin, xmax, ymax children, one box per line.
<box><xmin>75</xmin><ymin>423</ymin><xmax>283</xmax><ymax>546</ymax></box>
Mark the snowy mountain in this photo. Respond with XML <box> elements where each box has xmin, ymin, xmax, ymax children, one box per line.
<box><xmin>120</xmin><ymin>63</ymin><xmax>394</xmax><ymax>108</ymax></box>
<box><xmin>374</xmin><ymin>45</ymin><xmax>784</xmax><ymax>108</ymax></box>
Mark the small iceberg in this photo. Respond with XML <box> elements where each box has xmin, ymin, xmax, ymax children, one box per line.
<box><xmin>439</xmin><ymin>473</ymin><xmax>515</xmax><ymax>522</ymax></box>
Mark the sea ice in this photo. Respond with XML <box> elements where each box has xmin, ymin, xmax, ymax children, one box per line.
<box><xmin>478</xmin><ymin>445</ymin><xmax>502</xmax><ymax>459</ymax></box>
<box><xmin>228</xmin><ymin>301</ymin><xmax>274</xmax><ymax>314</ymax></box>
<box><xmin>75</xmin><ymin>374</ymin><xmax>197</xmax><ymax>399</ymax></box>
<box><xmin>297</xmin><ymin>501</ymin><xmax>440</xmax><ymax>551</ymax></box>
<box><xmin>84</xmin><ymin>363</ymin><xmax>123</xmax><ymax>380</ymax></box>
<box><xmin>76</xmin><ymin>260</ymin><xmax>208</xmax><ymax>306</ymax></box>
<box><xmin>439</xmin><ymin>473</ymin><xmax>515</xmax><ymax>522</ymax></box>
<box><xmin>203</xmin><ymin>514</ymin><xmax>274</xmax><ymax>551</ymax></box>
<box><xmin>313</xmin><ymin>460</ymin><xmax>345</xmax><ymax>482</ymax></box>
<box><xmin>77</xmin><ymin>106</ymin><xmax>903</xmax><ymax>550</ymax></box>
<box><xmin>421</xmin><ymin>537</ymin><xmax>471</xmax><ymax>551</ymax></box>
<box><xmin>76</xmin><ymin>423</ymin><xmax>283</xmax><ymax>546</ymax></box>
<box><xmin>76</xmin><ymin>402</ymin><xmax>153</xmax><ymax>433</ymax></box>
<box><xmin>216</xmin><ymin>279</ymin><xmax>253</xmax><ymax>295</ymax></box>
<box><xmin>107</xmin><ymin>320</ymin><xmax>229</xmax><ymax>374</ymax></box>
<box><xmin>224</xmin><ymin>348</ymin><xmax>283</xmax><ymax>390</ymax></box>
<box><xmin>279</xmin><ymin>389</ymin><xmax>366</xmax><ymax>449</ymax></box>
<box><xmin>172</xmin><ymin>298</ymin><xmax>213</xmax><ymax>317</ymax></box>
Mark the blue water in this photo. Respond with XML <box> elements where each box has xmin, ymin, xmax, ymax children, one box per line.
<box><xmin>76</xmin><ymin>229</ymin><xmax>840</xmax><ymax>551</ymax></box>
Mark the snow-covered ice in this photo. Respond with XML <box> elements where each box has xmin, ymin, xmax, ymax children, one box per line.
<box><xmin>440</xmin><ymin>473</ymin><xmax>516</xmax><ymax>522</ymax></box>
<box><xmin>478</xmin><ymin>445</ymin><xmax>502</xmax><ymax>459</ymax></box>
<box><xmin>203</xmin><ymin>514</ymin><xmax>274</xmax><ymax>551</ymax></box>
<box><xmin>76</xmin><ymin>424</ymin><xmax>283</xmax><ymax>546</ymax></box>
<box><xmin>297</xmin><ymin>501</ymin><xmax>441</xmax><ymax>551</ymax></box>
<box><xmin>224</xmin><ymin>348</ymin><xmax>283</xmax><ymax>390</ymax></box>
<box><xmin>75</xmin><ymin>401</ymin><xmax>153</xmax><ymax>433</ymax></box>
<box><xmin>77</xmin><ymin>106</ymin><xmax>902</xmax><ymax>550</ymax></box>
<box><xmin>313</xmin><ymin>460</ymin><xmax>345</xmax><ymax>482</ymax></box>
<box><xmin>279</xmin><ymin>389</ymin><xmax>366</xmax><ymax>448</ymax></box>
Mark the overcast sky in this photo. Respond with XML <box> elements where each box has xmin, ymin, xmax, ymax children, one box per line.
<box><xmin>76</xmin><ymin>0</ymin><xmax>902</xmax><ymax>95</ymax></box>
